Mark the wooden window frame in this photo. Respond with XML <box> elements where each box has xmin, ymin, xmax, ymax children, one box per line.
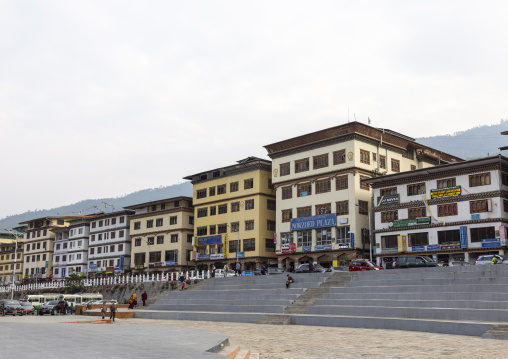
<box><xmin>295</xmin><ymin>158</ymin><xmax>310</xmax><ymax>173</ymax></box>
<box><xmin>360</xmin><ymin>176</ymin><xmax>370</xmax><ymax>190</ymax></box>
<box><xmin>280</xmin><ymin>163</ymin><xmax>290</xmax><ymax>176</ymax></box>
<box><xmin>381</xmin><ymin>211</ymin><xmax>398</xmax><ymax>223</ymax></box>
<box><xmin>297</xmin><ymin>183</ymin><xmax>312</xmax><ymax>197</ymax></box>
<box><xmin>336</xmin><ymin>175</ymin><xmax>348</xmax><ymax>190</ymax></box>
<box><xmin>469</xmin><ymin>173</ymin><xmax>491</xmax><ymax>187</ymax></box>
<box><xmin>336</xmin><ymin>201</ymin><xmax>349</xmax><ymax>215</ymax></box>
<box><xmin>297</xmin><ymin>206</ymin><xmax>312</xmax><ymax>218</ymax></box>
<box><xmin>408</xmin><ymin>207</ymin><xmax>426</xmax><ymax>219</ymax></box>
<box><xmin>391</xmin><ymin>159</ymin><xmax>400</xmax><ymax>172</ymax></box>
<box><xmin>282</xmin><ymin>209</ymin><xmax>292</xmax><ymax>223</ymax></box>
<box><xmin>333</xmin><ymin>150</ymin><xmax>346</xmax><ymax>165</ymax></box>
<box><xmin>315</xmin><ymin>179</ymin><xmax>331</xmax><ymax>194</ymax></box>
<box><xmin>379</xmin><ymin>155</ymin><xmax>386</xmax><ymax>169</ymax></box>
<box><xmin>407</xmin><ymin>183</ymin><xmax>425</xmax><ymax>196</ymax></box>
<box><xmin>315</xmin><ymin>203</ymin><xmax>331</xmax><ymax>215</ymax></box>
<box><xmin>437</xmin><ymin>203</ymin><xmax>458</xmax><ymax>217</ymax></box>
<box><xmin>282</xmin><ymin>186</ymin><xmax>292</xmax><ymax>200</ymax></box>
<box><xmin>313</xmin><ymin>154</ymin><xmax>329</xmax><ymax>169</ymax></box>
<box><xmin>360</xmin><ymin>150</ymin><xmax>370</xmax><ymax>165</ymax></box>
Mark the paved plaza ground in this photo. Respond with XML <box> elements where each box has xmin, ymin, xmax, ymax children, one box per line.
<box><xmin>1</xmin><ymin>314</ymin><xmax>505</xmax><ymax>358</ymax></box>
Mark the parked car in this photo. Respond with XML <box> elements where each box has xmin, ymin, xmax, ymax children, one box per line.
<box><xmin>267</xmin><ymin>267</ymin><xmax>286</xmax><ymax>275</ymax></box>
<box><xmin>295</xmin><ymin>263</ymin><xmax>331</xmax><ymax>273</ymax></box>
<box><xmin>393</xmin><ymin>256</ymin><xmax>439</xmax><ymax>269</ymax></box>
<box><xmin>215</xmin><ymin>269</ymin><xmax>236</xmax><ymax>277</ymax></box>
<box><xmin>474</xmin><ymin>255</ymin><xmax>508</xmax><ymax>265</ymax></box>
<box><xmin>349</xmin><ymin>260</ymin><xmax>383</xmax><ymax>271</ymax></box>
<box><xmin>19</xmin><ymin>301</ymin><xmax>35</xmax><ymax>315</ymax></box>
<box><xmin>0</xmin><ymin>299</ymin><xmax>26</xmax><ymax>316</ymax></box>
<box><xmin>330</xmin><ymin>266</ymin><xmax>350</xmax><ymax>273</ymax></box>
<box><xmin>241</xmin><ymin>270</ymin><xmax>255</xmax><ymax>276</ymax></box>
<box><xmin>449</xmin><ymin>261</ymin><xmax>472</xmax><ymax>266</ymax></box>
<box><xmin>38</xmin><ymin>300</ymin><xmax>60</xmax><ymax>315</ymax></box>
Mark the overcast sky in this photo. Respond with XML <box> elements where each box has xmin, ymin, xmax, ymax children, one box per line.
<box><xmin>1</xmin><ymin>0</ymin><xmax>507</xmax><ymax>220</ymax></box>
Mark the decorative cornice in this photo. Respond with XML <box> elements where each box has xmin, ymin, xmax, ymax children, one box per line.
<box><xmin>129</xmin><ymin>207</ymin><xmax>194</xmax><ymax>220</ymax></box>
<box><xmin>273</xmin><ymin>166</ymin><xmax>374</xmax><ymax>189</ymax></box>
<box><xmin>374</xmin><ymin>217</ymin><xmax>504</xmax><ymax>234</ymax></box>
<box><xmin>193</xmin><ymin>192</ymin><xmax>275</xmax><ymax>207</ymax></box>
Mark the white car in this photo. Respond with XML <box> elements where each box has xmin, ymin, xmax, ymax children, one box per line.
<box><xmin>214</xmin><ymin>269</ymin><xmax>236</xmax><ymax>277</ymax></box>
<box><xmin>474</xmin><ymin>255</ymin><xmax>508</xmax><ymax>265</ymax></box>
<box><xmin>448</xmin><ymin>261</ymin><xmax>472</xmax><ymax>266</ymax></box>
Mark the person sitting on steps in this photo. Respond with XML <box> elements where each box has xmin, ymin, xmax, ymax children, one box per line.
<box><xmin>286</xmin><ymin>274</ymin><xmax>294</xmax><ymax>289</ymax></box>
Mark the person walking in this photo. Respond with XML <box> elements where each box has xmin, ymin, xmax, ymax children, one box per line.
<box><xmin>100</xmin><ymin>304</ymin><xmax>107</xmax><ymax>319</ymax></box>
<box><xmin>109</xmin><ymin>302</ymin><xmax>117</xmax><ymax>322</ymax></box>
<box><xmin>128</xmin><ymin>291</ymin><xmax>137</xmax><ymax>309</ymax></box>
<box><xmin>286</xmin><ymin>274</ymin><xmax>294</xmax><ymax>289</ymax></box>
<box><xmin>179</xmin><ymin>274</ymin><xmax>186</xmax><ymax>290</ymax></box>
<box><xmin>492</xmin><ymin>256</ymin><xmax>499</xmax><ymax>265</ymax></box>
<box><xmin>64</xmin><ymin>300</ymin><xmax>69</xmax><ymax>315</ymax></box>
<box><xmin>141</xmin><ymin>291</ymin><xmax>148</xmax><ymax>307</ymax></box>
<box><xmin>236</xmin><ymin>262</ymin><xmax>241</xmax><ymax>276</ymax></box>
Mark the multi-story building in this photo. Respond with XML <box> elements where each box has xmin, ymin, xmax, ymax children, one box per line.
<box><xmin>365</xmin><ymin>155</ymin><xmax>508</xmax><ymax>266</ymax></box>
<box><xmin>264</xmin><ymin>122</ymin><xmax>462</xmax><ymax>270</ymax></box>
<box><xmin>87</xmin><ymin>210</ymin><xmax>134</xmax><ymax>277</ymax></box>
<box><xmin>20</xmin><ymin>216</ymin><xmax>75</xmax><ymax>281</ymax></box>
<box><xmin>52</xmin><ymin>226</ymin><xmax>70</xmax><ymax>279</ymax></box>
<box><xmin>125</xmin><ymin>197</ymin><xmax>194</xmax><ymax>274</ymax></box>
<box><xmin>183</xmin><ymin>157</ymin><xmax>277</xmax><ymax>272</ymax></box>
<box><xmin>0</xmin><ymin>230</ymin><xmax>23</xmax><ymax>285</ymax></box>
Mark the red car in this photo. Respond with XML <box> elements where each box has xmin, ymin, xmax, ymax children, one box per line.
<box><xmin>349</xmin><ymin>260</ymin><xmax>383</xmax><ymax>271</ymax></box>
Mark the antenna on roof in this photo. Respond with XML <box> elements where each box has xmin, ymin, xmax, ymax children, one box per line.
<box><xmin>368</xmin><ymin>117</ymin><xmax>371</xmax><ymax>125</ymax></box>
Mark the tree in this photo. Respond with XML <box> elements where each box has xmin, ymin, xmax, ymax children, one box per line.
<box><xmin>65</xmin><ymin>273</ymin><xmax>84</xmax><ymax>293</ymax></box>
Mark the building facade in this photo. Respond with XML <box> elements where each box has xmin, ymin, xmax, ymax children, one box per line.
<box><xmin>264</xmin><ymin>122</ymin><xmax>462</xmax><ymax>270</ymax></box>
<box><xmin>184</xmin><ymin>157</ymin><xmax>277</xmax><ymax>272</ymax></box>
<box><xmin>365</xmin><ymin>155</ymin><xmax>508</xmax><ymax>266</ymax></box>
<box><xmin>0</xmin><ymin>231</ymin><xmax>23</xmax><ymax>285</ymax></box>
<box><xmin>88</xmin><ymin>210</ymin><xmax>134</xmax><ymax>277</ymax></box>
<box><xmin>125</xmin><ymin>197</ymin><xmax>194</xmax><ymax>273</ymax></box>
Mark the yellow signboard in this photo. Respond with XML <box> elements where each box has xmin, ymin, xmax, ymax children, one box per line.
<box><xmin>397</xmin><ymin>236</ymin><xmax>403</xmax><ymax>252</ymax></box>
<box><xmin>430</xmin><ymin>186</ymin><xmax>461</xmax><ymax>199</ymax></box>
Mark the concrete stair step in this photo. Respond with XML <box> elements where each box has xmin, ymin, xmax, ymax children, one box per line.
<box><xmin>329</xmin><ymin>284</ymin><xmax>508</xmax><ymax>293</ymax></box>
<box><xmin>482</xmin><ymin>325</ymin><xmax>508</xmax><ymax>340</ymax></box>
<box><xmin>315</xmin><ymin>298</ymin><xmax>508</xmax><ymax>309</ymax></box>
<box><xmin>150</xmin><ymin>304</ymin><xmax>285</xmax><ymax>313</ymax></box>
<box><xmin>322</xmin><ymin>292</ymin><xmax>508</xmax><ymax>301</ymax></box>
<box><xmin>257</xmin><ymin>314</ymin><xmax>291</xmax><ymax>325</ymax></box>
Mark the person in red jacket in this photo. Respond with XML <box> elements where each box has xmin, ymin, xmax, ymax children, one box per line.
<box><xmin>141</xmin><ymin>291</ymin><xmax>148</xmax><ymax>307</ymax></box>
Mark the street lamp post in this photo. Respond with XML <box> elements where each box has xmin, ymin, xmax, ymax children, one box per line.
<box><xmin>4</xmin><ymin>229</ymin><xmax>21</xmax><ymax>300</ymax></box>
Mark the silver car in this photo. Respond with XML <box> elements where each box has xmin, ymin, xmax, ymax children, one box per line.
<box><xmin>474</xmin><ymin>255</ymin><xmax>508</xmax><ymax>265</ymax></box>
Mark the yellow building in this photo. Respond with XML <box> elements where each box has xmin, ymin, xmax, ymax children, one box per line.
<box><xmin>125</xmin><ymin>197</ymin><xmax>195</xmax><ymax>273</ymax></box>
<box><xmin>183</xmin><ymin>157</ymin><xmax>277</xmax><ymax>272</ymax></box>
<box><xmin>0</xmin><ymin>230</ymin><xmax>23</xmax><ymax>285</ymax></box>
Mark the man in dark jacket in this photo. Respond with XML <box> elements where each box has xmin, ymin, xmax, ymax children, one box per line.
<box><xmin>141</xmin><ymin>291</ymin><xmax>148</xmax><ymax>307</ymax></box>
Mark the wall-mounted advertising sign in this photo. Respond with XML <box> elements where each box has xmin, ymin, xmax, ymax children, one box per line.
<box><xmin>197</xmin><ymin>254</ymin><xmax>210</xmax><ymax>260</ymax></box>
<box><xmin>382</xmin><ymin>248</ymin><xmax>398</xmax><ymax>253</ymax></box>
<box><xmin>290</xmin><ymin>214</ymin><xmax>337</xmax><ymax>231</ymax></box>
<box><xmin>210</xmin><ymin>254</ymin><xmax>224</xmax><ymax>260</ymax></box>
<box><xmin>377</xmin><ymin>194</ymin><xmax>400</xmax><ymax>207</ymax></box>
<box><xmin>427</xmin><ymin>244</ymin><xmax>440</xmax><ymax>251</ymax></box>
<box><xmin>430</xmin><ymin>186</ymin><xmax>461</xmax><ymax>199</ymax></box>
<box><xmin>440</xmin><ymin>243</ymin><xmax>460</xmax><ymax>250</ymax></box>
<box><xmin>460</xmin><ymin>226</ymin><xmax>468</xmax><ymax>249</ymax></box>
<box><xmin>197</xmin><ymin>235</ymin><xmax>222</xmax><ymax>245</ymax></box>
<box><xmin>315</xmin><ymin>245</ymin><xmax>332</xmax><ymax>251</ymax></box>
<box><xmin>482</xmin><ymin>238</ymin><xmax>501</xmax><ymax>248</ymax></box>
<box><xmin>390</xmin><ymin>217</ymin><xmax>431</xmax><ymax>228</ymax></box>
<box><xmin>500</xmin><ymin>226</ymin><xmax>508</xmax><ymax>246</ymax></box>
<box><xmin>412</xmin><ymin>246</ymin><xmax>425</xmax><ymax>252</ymax></box>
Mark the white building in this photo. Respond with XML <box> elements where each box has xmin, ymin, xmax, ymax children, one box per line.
<box><xmin>52</xmin><ymin>227</ymin><xmax>70</xmax><ymax>279</ymax></box>
<box><xmin>365</xmin><ymin>155</ymin><xmax>508</xmax><ymax>266</ymax></box>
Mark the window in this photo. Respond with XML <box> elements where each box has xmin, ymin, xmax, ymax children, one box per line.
<box><xmin>336</xmin><ymin>226</ymin><xmax>350</xmax><ymax>242</ymax></box>
<box><xmin>230</xmin><ymin>182</ymin><xmax>239</xmax><ymax>192</ymax></box>
<box><xmin>336</xmin><ymin>201</ymin><xmax>349</xmax><ymax>215</ymax></box>
<box><xmin>156</xmin><ymin>218</ymin><xmax>163</xmax><ymax>227</ymax></box>
<box><xmin>380</xmin><ymin>155</ymin><xmax>386</xmax><ymax>169</ymax></box>
<box><xmin>407</xmin><ymin>183</ymin><xmax>425</xmax><ymax>196</ymax></box>
<box><xmin>381</xmin><ymin>211</ymin><xmax>398</xmax><ymax>223</ymax></box>
<box><xmin>197</xmin><ymin>208</ymin><xmax>208</xmax><ymax>218</ymax></box>
<box><xmin>217</xmin><ymin>185</ymin><xmax>226</xmax><ymax>194</ymax></box>
<box><xmin>504</xmin><ymin>200</ymin><xmax>508</xmax><ymax>212</ymax></box>
<box><xmin>470</xmin><ymin>226</ymin><xmax>496</xmax><ymax>243</ymax></box>
<box><xmin>333</xmin><ymin>150</ymin><xmax>346</xmax><ymax>165</ymax></box>
<box><xmin>98</xmin><ymin>220</ymin><xmax>103</xmax><ymax>227</ymax></box>
<box><xmin>146</xmin><ymin>220</ymin><xmax>154</xmax><ymax>228</ymax></box>
<box><xmin>157</xmin><ymin>235</ymin><xmax>164</xmax><ymax>244</ymax></box>
<box><xmin>92</xmin><ymin>222</ymin><xmax>96</xmax><ymax>229</ymax></box>
<box><xmin>170</xmin><ymin>216</ymin><xmax>177</xmax><ymax>225</ymax></box>
<box><xmin>231</xmin><ymin>222</ymin><xmax>239</xmax><ymax>232</ymax></box>
<box><xmin>297</xmin><ymin>206</ymin><xmax>312</xmax><ymax>218</ymax></box>
<box><xmin>281</xmin><ymin>232</ymin><xmax>293</xmax><ymax>246</ymax></box>
<box><xmin>316</xmin><ymin>228</ymin><xmax>332</xmax><ymax>245</ymax></box>
<box><xmin>295</xmin><ymin>158</ymin><xmax>309</xmax><ymax>173</ymax></box>
<box><xmin>381</xmin><ymin>235</ymin><xmax>398</xmax><ymax>249</ymax></box>
<box><xmin>229</xmin><ymin>240</ymin><xmax>240</xmax><ymax>253</ymax></box>
<box><xmin>218</xmin><ymin>224</ymin><xmax>228</xmax><ymax>234</ymax></box>
<box><xmin>358</xmin><ymin>200</ymin><xmax>368</xmax><ymax>215</ymax></box>
<box><xmin>134</xmin><ymin>222</ymin><xmax>141</xmax><ymax>230</ymax></box>
<box><xmin>187</xmin><ymin>234</ymin><xmax>193</xmax><ymax>243</ymax></box>
<box><xmin>403</xmin><ymin>149</ymin><xmax>414</xmax><ymax>159</ymax></box>
<box><xmin>280</xmin><ymin>163</ymin><xmax>290</xmax><ymax>176</ymax></box>
<box><xmin>189</xmin><ymin>217</ymin><xmax>194</xmax><ymax>225</ymax></box>
<box><xmin>409</xmin><ymin>232</ymin><xmax>429</xmax><ymax>247</ymax></box>
<box><xmin>372</xmin><ymin>153</ymin><xmax>377</xmax><ymax>162</ymax></box>
<box><xmin>149</xmin><ymin>251</ymin><xmax>161</xmax><ymax>263</ymax></box>
<box><xmin>360</xmin><ymin>176</ymin><xmax>370</xmax><ymax>190</ymax></box>
<box><xmin>380</xmin><ymin>187</ymin><xmax>397</xmax><ymax>196</ymax></box>
<box><xmin>160</xmin><ymin>204</ymin><xmax>166</xmax><ymax>210</ymax></box>
<box><xmin>119</xmin><ymin>230</ymin><xmax>124</xmax><ymax>238</ymax></box>
<box><xmin>282</xmin><ymin>209</ymin><xmax>292</xmax><ymax>223</ymax></box>
<box><xmin>265</xmin><ymin>239</ymin><xmax>276</xmax><ymax>252</ymax></box>
<box><xmin>218</xmin><ymin>204</ymin><xmax>228</xmax><ymax>214</ymax></box>
<box><xmin>120</xmin><ymin>216</ymin><xmax>125</xmax><ymax>224</ymax></box>
<box><xmin>171</xmin><ymin>234</ymin><xmax>178</xmax><ymax>243</ymax></box>
<box><xmin>503</xmin><ymin>173</ymin><xmax>508</xmax><ymax>186</ymax></box>
<box><xmin>210</xmin><ymin>206</ymin><xmax>216</xmax><ymax>216</ymax></box>
<box><xmin>267</xmin><ymin>220</ymin><xmax>276</xmax><ymax>231</ymax></box>
<box><xmin>197</xmin><ymin>189</ymin><xmax>207</xmax><ymax>199</ymax></box>
<box><xmin>297</xmin><ymin>183</ymin><xmax>312</xmax><ymax>197</ymax></box>
<box><xmin>209</xmin><ymin>187</ymin><xmax>216</xmax><ymax>196</ymax></box>
<box><xmin>245</xmin><ymin>220</ymin><xmax>254</xmax><ymax>231</ymax></box>
<box><xmin>118</xmin><ymin>244</ymin><xmax>124</xmax><ymax>252</ymax></box>
<box><xmin>470</xmin><ymin>200</ymin><xmax>490</xmax><ymax>213</ymax></box>
<box><xmin>438</xmin><ymin>204</ymin><xmax>458</xmax><ymax>217</ymax></box>
<box><xmin>165</xmin><ymin>250</ymin><xmax>178</xmax><ymax>262</ymax></box>
<box><xmin>297</xmin><ymin>230</ymin><xmax>312</xmax><ymax>247</ymax></box>
<box><xmin>151</xmin><ymin>205</ymin><xmax>157</xmax><ymax>212</ymax></box>
<box><xmin>360</xmin><ymin>150</ymin><xmax>370</xmax><ymax>164</ymax></box>
<box><xmin>437</xmin><ymin>229</ymin><xmax>460</xmax><ymax>244</ymax></box>
<box><xmin>469</xmin><ymin>173</ymin><xmax>491</xmax><ymax>187</ymax></box>
<box><xmin>408</xmin><ymin>207</ymin><xmax>426</xmax><ymax>219</ymax></box>
<box><xmin>391</xmin><ymin>159</ymin><xmax>400</xmax><ymax>172</ymax></box>
<box><xmin>282</xmin><ymin>186</ymin><xmax>292</xmax><ymax>200</ymax></box>
<box><xmin>197</xmin><ymin>227</ymin><xmax>207</xmax><ymax>236</ymax></box>
<box><xmin>245</xmin><ymin>199</ymin><xmax>254</xmax><ymax>210</ymax></box>
<box><xmin>267</xmin><ymin>200</ymin><xmax>276</xmax><ymax>210</ymax></box>
<box><xmin>244</xmin><ymin>178</ymin><xmax>254</xmax><ymax>189</ymax></box>
<box><xmin>437</xmin><ymin>178</ymin><xmax>456</xmax><ymax>189</ymax></box>
<box><xmin>111</xmin><ymin>232</ymin><xmax>116</xmax><ymax>239</ymax></box>
<box><xmin>243</xmin><ymin>239</ymin><xmax>255</xmax><ymax>252</ymax></box>
<box><xmin>315</xmin><ymin>203</ymin><xmax>331</xmax><ymax>215</ymax></box>
<box><xmin>336</xmin><ymin>175</ymin><xmax>348</xmax><ymax>190</ymax></box>
<box><xmin>315</xmin><ymin>179</ymin><xmax>331</xmax><ymax>194</ymax></box>
<box><xmin>147</xmin><ymin>237</ymin><xmax>154</xmax><ymax>245</ymax></box>
<box><xmin>411</xmin><ymin>165</ymin><xmax>416</xmax><ymax>171</ymax></box>
<box><xmin>313</xmin><ymin>154</ymin><xmax>328</xmax><ymax>169</ymax></box>
<box><xmin>209</xmin><ymin>225</ymin><xmax>216</xmax><ymax>235</ymax></box>
<box><xmin>231</xmin><ymin>202</ymin><xmax>240</xmax><ymax>212</ymax></box>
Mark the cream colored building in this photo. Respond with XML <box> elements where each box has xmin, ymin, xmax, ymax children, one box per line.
<box><xmin>0</xmin><ymin>231</ymin><xmax>23</xmax><ymax>285</ymax></box>
<box><xmin>125</xmin><ymin>197</ymin><xmax>195</xmax><ymax>273</ymax></box>
<box><xmin>264</xmin><ymin>122</ymin><xmax>462</xmax><ymax>270</ymax></box>
<box><xmin>183</xmin><ymin>157</ymin><xmax>277</xmax><ymax>272</ymax></box>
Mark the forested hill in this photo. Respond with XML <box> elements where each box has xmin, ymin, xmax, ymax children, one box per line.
<box><xmin>0</xmin><ymin>182</ymin><xmax>192</xmax><ymax>231</ymax></box>
<box><xmin>416</xmin><ymin>119</ymin><xmax>508</xmax><ymax>160</ymax></box>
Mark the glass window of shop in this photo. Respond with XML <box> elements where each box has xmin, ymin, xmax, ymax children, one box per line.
<box><xmin>409</xmin><ymin>232</ymin><xmax>429</xmax><ymax>247</ymax></box>
<box><xmin>437</xmin><ymin>229</ymin><xmax>460</xmax><ymax>244</ymax></box>
<box><xmin>336</xmin><ymin>226</ymin><xmax>350</xmax><ymax>244</ymax></box>
<box><xmin>297</xmin><ymin>230</ymin><xmax>312</xmax><ymax>247</ymax></box>
<box><xmin>281</xmin><ymin>232</ymin><xmax>293</xmax><ymax>246</ymax></box>
<box><xmin>470</xmin><ymin>226</ymin><xmax>496</xmax><ymax>243</ymax></box>
<box><xmin>316</xmin><ymin>228</ymin><xmax>332</xmax><ymax>245</ymax></box>
<box><xmin>381</xmin><ymin>235</ymin><xmax>398</xmax><ymax>249</ymax></box>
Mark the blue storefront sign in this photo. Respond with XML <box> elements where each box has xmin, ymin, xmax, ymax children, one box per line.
<box><xmin>460</xmin><ymin>226</ymin><xmax>468</xmax><ymax>249</ymax></box>
<box><xmin>197</xmin><ymin>235</ymin><xmax>222</xmax><ymax>245</ymax></box>
<box><xmin>197</xmin><ymin>254</ymin><xmax>210</xmax><ymax>260</ymax></box>
<box><xmin>303</xmin><ymin>246</ymin><xmax>311</xmax><ymax>252</ymax></box>
<box><xmin>315</xmin><ymin>245</ymin><xmax>332</xmax><ymax>251</ymax></box>
<box><xmin>427</xmin><ymin>244</ymin><xmax>440</xmax><ymax>251</ymax></box>
<box><xmin>471</xmin><ymin>214</ymin><xmax>480</xmax><ymax>220</ymax></box>
<box><xmin>290</xmin><ymin>214</ymin><xmax>337</xmax><ymax>231</ymax></box>
<box><xmin>351</xmin><ymin>233</ymin><xmax>355</xmax><ymax>248</ymax></box>
<box><xmin>236</xmin><ymin>252</ymin><xmax>245</xmax><ymax>258</ymax></box>
<box><xmin>90</xmin><ymin>263</ymin><xmax>97</xmax><ymax>271</ymax></box>
<box><xmin>61</xmin><ymin>268</ymin><xmax>66</xmax><ymax>277</ymax></box>
<box><xmin>412</xmin><ymin>246</ymin><xmax>425</xmax><ymax>252</ymax></box>
<box><xmin>382</xmin><ymin>248</ymin><xmax>398</xmax><ymax>254</ymax></box>
<box><xmin>482</xmin><ymin>238</ymin><xmax>501</xmax><ymax>248</ymax></box>
<box><xmin>165</xmin><ymin>261</ymin><xmax>176</xmax><ymax>266</ymax></box>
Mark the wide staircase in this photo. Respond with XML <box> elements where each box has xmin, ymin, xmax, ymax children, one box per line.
<box><xmin>136</xmin><ymin>265</ymin><xmax>508</xmax><ymax>338</ymax></box>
